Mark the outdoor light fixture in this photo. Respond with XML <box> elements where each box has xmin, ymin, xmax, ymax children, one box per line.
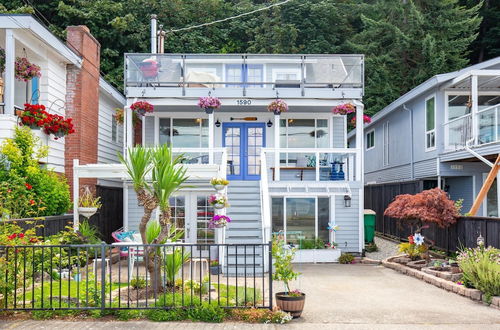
<box><xmin>215</xmin><ymin>119</ymin><xmax>221</xmax><ymax>127</ymax></box>
<box><xmin>267</xmin><ymin>120</ymin><xmax>273</xmax><ymax>127</ymax></box>
<box><xmin>344</xmin><ymin>195</ymin><xmax>352</xmax><ymax>207</ymax></box>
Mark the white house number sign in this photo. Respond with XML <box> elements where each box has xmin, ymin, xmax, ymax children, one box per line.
<box><xmin>236</xmin><ymin>99</ymin><xmax>252</xmax><ymax>106</ymax></box>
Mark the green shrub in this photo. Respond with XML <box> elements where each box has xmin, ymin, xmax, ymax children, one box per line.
<box><xmin>338</xmin><ymin>253</ymin><xmax>355</xmax><ymax>264</ymax></box>
<box><xmin>186</xmin><ymin>304</ymin><xmax>226</xmax><ymax>323</ymax></box>
<box><xmin>365</xmin><ymin>242</ymin><xmax>378</xmax><ymax>252</ymax></box>
<box><xmin>116</xmin><ymin>309</ymin><xmax>143</xmax><ymax>321</ymax></box>
<box><xmin>130</xmin><ymin>277</ymin><xmax>147</xmax><ymax>289</ymax></box>
<box><xmin>458</xmin><ymin>246</ymin><xmax>500</xmax><ymax>301</ymax></box>
<box><xmin>0</xmin><ymin>127</ymin><xmax>71</xmax><ymax>218</ymax></box>
<box><xmin>398</xmin><ymin>240</ymin><xmax>427</xmax><ymax>260</ymax></box>
<box><xmin>300</xmin><ymin>238</ymin><xmax>325</xmax><ymax>249</ymax></box>
<box><xmin>146</xmin><ymin>309</ymin><xmax>186</xmax><ymax>322</ymax></box>
<box><xmin>31</xmin><ymin>310</ymin><xmax>54</xmax><ymax>320</ymax></box>
<box><xmin>157</xmin><ymin>292</ymin><xmax>202</xmax><ymax>307</ymax></box>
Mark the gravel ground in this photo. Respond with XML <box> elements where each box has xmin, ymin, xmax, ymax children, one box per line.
<box><xmin>365</xmin><ymin>236</ymin><xmax>400</xmax><ymax>261</ymax></box>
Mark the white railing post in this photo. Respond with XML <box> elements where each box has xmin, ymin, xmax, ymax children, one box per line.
<box><xmin>4</xmin><ymin>29</ymin><xmax>15</xmax><ymax>115</ymax></box>
<box><xmin>471</xmin><ymin>74</ymin><xmax>478</xmax><ymax>144</ymax></box>
<box><xmin>315</xmin><ymin>151</ymin><xmax>320</xmax><ymax>181</ymax></box>
<box><xmin>73</xmin><ymin>159</ymin><xmax>80</xmax><ymax>231</ymax></box>
<box><xmin>274</xmin><ymin>115</ymin><xmax>280</xmax><ymax>181</ymax></box>
<box><xmin>209</xmin><ymin>113</ymin><xmax>215</xmax><ymax>164</ymax></box>
<box><xmin>260</xmin><ymin>149</ymin><xmax>271</xmax><ymax>272</ymax></box>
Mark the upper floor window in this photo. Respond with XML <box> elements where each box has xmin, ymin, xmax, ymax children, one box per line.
<box><xmin>366</xmin><ymin>130</ymin><xmax>375</xmax><ymax>150</ymax></box>
<box><xmin>425</xmin><ymin>96</ymin><xmax>436</xmax><ymax>150</ymax></box>
<box><xmin>159</xmin><ymin>118</ymin><xmax>208</xmax><ymax>148</ymax></box>
<box><xmin>111</xmin><ymin>115</ymin><xmax>118</xmax><ymax>143</ymax></box>
<box><xmin>280</xmin><ymin>118</ymin><xmax>329</xmax><ymax>148</ymax></box>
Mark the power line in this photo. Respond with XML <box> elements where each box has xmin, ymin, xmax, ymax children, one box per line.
<box><xmin>168</xmin><ymin>0</ymin><xmax>294</xmax><ymax>33</ymax></box>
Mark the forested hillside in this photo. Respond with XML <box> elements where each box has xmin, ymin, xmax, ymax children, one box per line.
<box><xmin>1</xmin><ymin>0</ymin><xmax>498</xmax><ymax>115</ymax></box>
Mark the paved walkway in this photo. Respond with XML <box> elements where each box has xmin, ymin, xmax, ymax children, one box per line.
<box><xmin>365</xmin><ymin>236</ymin><xmax>400</xmax><ymax>261</ymax></box>
<box><xmin>1</xmin><ymin>264</ymin><xmax>499</xmax><ymax>329</ymax></box>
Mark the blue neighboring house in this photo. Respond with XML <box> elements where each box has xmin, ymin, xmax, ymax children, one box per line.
<box><xmin>348</xmin><ymin>57</ymin><xmax>500</xmax><ymax>217</ymax></box>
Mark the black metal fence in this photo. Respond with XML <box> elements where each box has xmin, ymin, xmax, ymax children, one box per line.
<box><xmin>364</xmin><ymin>181</ymin><xmax>500</xmax><ymax>252</ymax></box>
<box><xmin>0</xmin><ymin>242</ymin><xmax>272</xmax><ymax>311</ymax></box>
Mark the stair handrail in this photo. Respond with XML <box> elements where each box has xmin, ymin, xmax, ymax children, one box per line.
<box><xmin>260</xmin><ymin>150</ymin><xmax>271</xmax><ymax>244</ymax></box>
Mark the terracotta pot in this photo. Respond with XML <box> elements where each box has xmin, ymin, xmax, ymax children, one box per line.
<box><xmin>275</xmin><ymin>292</ymin><xmax>306</xmax><ymax>318</ymax></box>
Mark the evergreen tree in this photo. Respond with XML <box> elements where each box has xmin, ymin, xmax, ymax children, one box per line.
<box><xmin>349</xmin><ymin>0</ymin><xmax>482</xmax><ymax>114</ymax></box>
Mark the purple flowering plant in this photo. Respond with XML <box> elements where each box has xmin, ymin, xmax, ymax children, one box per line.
<box><xmin>197</xmin><ymin>96</ymin><xmax>221</xmax><ymax>110</ymax></box>
<box><xmin>15</xmin><ymin>57</ymin><xmax>41</xmax><ymax>82</ymax></box>
<box><xmin>209</xmin><ymin>215</ymin><xmax>231</xmax><ymax>228</ymax></box>
<box><xmin>331</xmin><ymin>103</ymin><xmax>355</xmax><ymax>115</ymax></box>
<box><xmin>267</xmin><ymin>99</ymin><xmax>288</xmax><ymax>114</ymax></box>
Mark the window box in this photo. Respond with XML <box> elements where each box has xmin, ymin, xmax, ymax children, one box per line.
<box><xmin>292</xmin><ymin>248</ymin><xmax>341</xmax><ymax>263</ymax></box>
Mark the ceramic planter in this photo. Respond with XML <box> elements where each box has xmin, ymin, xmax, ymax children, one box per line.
<box><xmin>210</xmin><ymin>265</ymin><xmax>222</xmax><ymax>275</ymax></box>
<box><xmin>78</xmin><ymin>207</ymin><xmax>98</xmax><ymax>219</ymax></box>
<box><xmin>213</xmin><ymin>184</ymin><xmax>226</xmax><ymax>191</ymax></box>
<box><xmin>275</xmin><ymin>292</ymin><xmax>306</xmax><ymax>318</ymax></box>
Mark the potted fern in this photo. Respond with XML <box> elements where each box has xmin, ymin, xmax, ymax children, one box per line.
<box><xmin>78</xmin><ymin>187</ymin><xmax>102</xmax><ymax>219</ymax></box>
<box><xmin>273</xmin><ymin>234</ymin><xmax>305</xmax><ymax>318</ymax></box>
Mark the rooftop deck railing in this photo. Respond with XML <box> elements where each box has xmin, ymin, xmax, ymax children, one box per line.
<box><xmin>125</xmin><ymin>53</ymin><xmax>364</xmax><ymax>96</ymax></box>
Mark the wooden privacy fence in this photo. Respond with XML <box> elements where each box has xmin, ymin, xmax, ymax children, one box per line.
<box><xmin>1</xmin><ymin>185</ymin><xmax>123</xmax><ymax>243</ymax></box>
<box><xmin>364</xmin><ymin>181</ymin><xmax>500</xmax><ymax>252</ymax></box>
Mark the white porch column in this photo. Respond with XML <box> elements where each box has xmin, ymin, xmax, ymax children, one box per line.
<box><xmin>274</xmin><ymin>114</ymin><xmax>280</xmax><ymax>181</ymax></box>
<box><xmin>354</xmin><ymin>102</ymin><xmax>365</xmax><ymax>253</ymax></box>
<box><xmin>208</xmin><ymin>113</ymin><xmax>214</xmax><ymax>164</ymax></box>
<box><xmin>126</xmin><ymin>106</ymin><xmax>134</xmax><ymax>149</ymax></box>
<box><xmin>4</xmin><ymin>29</ymin><xmax>15</xmax><ymax>115</ymax></box>
<box><xmin>73</xmin><ymin>159</ymin><xmax>80</xmax><ymax>231</ymax></box>
<box><xmin>471</xmin><ymin>74</ymin><xmax>478</xmax><ymax>144</ymax></box>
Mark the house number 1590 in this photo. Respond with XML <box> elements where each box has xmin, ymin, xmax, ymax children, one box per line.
<box><xmin>236</xmin><ymin>99</ymin><xmax>252</xmax><ymax>105</ymax></box>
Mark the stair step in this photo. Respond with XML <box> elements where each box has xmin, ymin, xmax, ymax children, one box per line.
<box><xmin>226</xmin><ymin>214</ymin><xmax>261</xmax><ymax>221</ymax></box>
<box><xmin>225</xmin><ymin>199</ymin><xmax>260</xmax><ymax>206</ymax></box>
<box><xmin>225</xmin><ymin>238</ymin><xmax>263</xmax><ymax>244</ymax></box>
<box><xmin>228</xmin><ymin>187</ymin><xmax>260</xmax><ymax>193</ymax></box>
<box><xmin>226</xmin><ymin>222</ymin><xmax>261</xmax><ymax>229</ymax></box>
<box><xmin>226</xmin><ymin>232</ymin><xmax>261</xmax><ymax>238</ymax></box>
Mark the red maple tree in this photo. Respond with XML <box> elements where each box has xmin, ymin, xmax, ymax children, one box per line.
<box><xmin>384</xmin><ymin>188</ymin><xmax>459</xmax><ymax>232</ymax></box>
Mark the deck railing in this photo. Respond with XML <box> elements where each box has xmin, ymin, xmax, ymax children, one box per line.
<box><xmin>125</xmin><ymin>53</ymin><xmax>364</xmax><ymax>96</ymax></box>
<box><xmin>444</xmin><ymin>103</ymin><xmax>500</xmax><ymax>149</ymax></box>
<box><xmin>0</xmin><ymin>242</ymin><xmax>273</xmax><ymax>311</ymax></box>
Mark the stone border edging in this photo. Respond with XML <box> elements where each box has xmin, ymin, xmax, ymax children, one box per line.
<box><xmin>381</xmin><ymin>256</ymin><xmax>500</xmax><ymax>310</ymax></box>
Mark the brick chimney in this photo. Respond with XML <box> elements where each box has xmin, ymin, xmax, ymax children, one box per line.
<box><xmin>64</xmin><ymin>25</ymin><xmax>101</xmax><ymax>197</ymax></box>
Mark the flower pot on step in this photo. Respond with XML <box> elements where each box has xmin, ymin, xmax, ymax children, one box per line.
<box><xmin>275</xmin><ymin>292</ymin><xmax>306</xmax><ymax>318</ymax></box>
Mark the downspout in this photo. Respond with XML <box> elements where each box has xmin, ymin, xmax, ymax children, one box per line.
<box><xmin>403</xmin><ymin>104</ymin><xmax>415</xmax><ymax>180</ymax></box>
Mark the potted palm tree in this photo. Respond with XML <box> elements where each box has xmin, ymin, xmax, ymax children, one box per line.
<box><xmin>273</xmin><ymin>234</ymin><xmax>306</xmax><ymax>318</ymax></box>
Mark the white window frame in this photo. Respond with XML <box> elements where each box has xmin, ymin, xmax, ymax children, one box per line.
<box><xmin>272</xmin><ymin>68</ymin><xmax>302</xmax><ymax>82</ymax></box>
<box><xmin>383</xmin><ymin>122</ymin><xmax>389</xmax><ymax>166</ymax></box>
<box><xmin>425</xmin><ymin>94</ymin><xmax>437</xmax><ymax>152</ymax></box>
<box><xmin>111</xmin><ymin>115</ymin><xmax>119</xmax><ymax>143</ymax></box>
<box><xmin>366</xmin><ymin>129</ymin><xmax>375</xmax><ymax>150</ymax></box>
<box><xmin>155</xmin><ymin>115</ymin><xmax>208</xmax><ymax>148</ymax></box>
<box><xmin>482</xmin><ymin>172</ymin><xmax>500</xmax><ymax>217</ymax></box>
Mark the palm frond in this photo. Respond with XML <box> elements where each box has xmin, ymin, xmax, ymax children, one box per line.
<box><xmin>118</xmin><ymin>146</ymin><xmax>152</xmax><ymax>192</ymax></box>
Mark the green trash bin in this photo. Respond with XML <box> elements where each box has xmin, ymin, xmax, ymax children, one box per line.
<box><xmin>364</xmin><ymin>209</ymin><xmax>376</xmax><ymax>243</ymax></box>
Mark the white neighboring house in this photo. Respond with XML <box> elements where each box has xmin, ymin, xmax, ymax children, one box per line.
<box><xmin>0</xmin><ymin>15</ymin><xmax>124</xmax><ymax>183</ymax></box>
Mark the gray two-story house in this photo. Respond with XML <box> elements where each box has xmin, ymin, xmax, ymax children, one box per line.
<box><xmin>348</xmin><ymin>57</ymin><xmax>500</xmax><ymax>217</ymax></box>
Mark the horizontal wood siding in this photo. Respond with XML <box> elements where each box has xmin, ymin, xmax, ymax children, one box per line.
<box><xmin>98</xmin><ymin>92</ymin><xmax>124</xmax><ymax>164</ymax></box>
<box><xmin>414</xmin><ymin>158</ymin><xmax>437</xmax><ymax>179</ymax></box>
<box><xmin>334</xmin><ymin>189</ymin><xmax>360</xmax><ymax>252</ymax></box>
<box><xmin>365</xmin><ymin>163</ymin><xmax>412</xmax><ymax>183</ymax></box>
<box><xmin>332</xmin><ymin>116</ymin><xmax>345</xmax><ymax>148</ymax></box>
<box><xmin>144</xmin><ymin>116</ymin><xmax>155</xmax><ymax>146</ymax></box>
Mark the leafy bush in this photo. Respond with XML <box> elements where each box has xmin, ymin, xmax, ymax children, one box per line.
<box><xmin>230</xmin><ymin>308</ymin><xmax>292</xmax><ymax>324</ymax></box>
<box><xmin>398</xmin><ymin>239</ymin><xmax>428</xmax><ymax>260</ymax></box>
<box><xmin>365</xmin><ymin>242</ymin><xmax>378</xmax><ymax>252</ymax></box>
<box><xmin>116</xmin><ymin>309</ymin><xmax>143</xmax><ymax>321</ymax></box>
<box><xmin>458</xmin><ymin>246</ymin><xmax>500</xmax><ymax>301</ymax></box>
<box><xmin>338</xmin><ymin>253</ymin><xmax>355</xmax><ymax>264</ymax></box>
<box><xmin>146</xmin><ymin>309</ymin><xmax>186</xmax><ymax>322</ymax></box>
<box><xmin>130</xmin><ymin>277</ymin><xmax>147</xmax><ymax>289</ymax></box>
<box><xmin>164</xmin><ymin>247</ymin><xmax>190</xmax><ymax>286</ymax></box>
<box><xmin>186</xmin><ymin>304</ymin><xmax>226</xmax><ymax>323</ymax></box>
<box><xmin>300</xmin><ymin>238</ymin><xmax>325</xmax><ymax>249</ymax></box>
<box><xmin>272</xmin><ymin>234</ymin><xmax>300</xmax><ymax>293</ymax></box>
<box><xmin>0</xmin><ymin>127</ymin><xmax>71</xmax><ymax>218</ymax></box>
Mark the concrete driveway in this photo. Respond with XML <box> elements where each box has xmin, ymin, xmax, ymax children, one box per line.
<box><xmin>1</xmin><ymin>264</ymin><xmax>499</xmax><ymax>329</ymax></box>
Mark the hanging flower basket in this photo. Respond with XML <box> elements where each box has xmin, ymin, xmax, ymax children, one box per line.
<box><xmin>209</xmin><ymin>215</ymin><xmax>231</xmax><ymax>229</ymax></box>
<box><xmin>114</xmin><ymin>108</ymin><xmax>141</xmax><ymax>127</ymax></box>
<box><xmin>18</xmin><ymin>103</ymin><xmax>50</xmax><ymax>129</ymax></box>
<box><xmin>130</xmin><ymin>101</ymin><xmax>154</xmax><ymax>116</ymax></box>
<box><xmin>210</xmin><ymin>177</ymin><xmax>229</xmax><ymax>191</ymax></box>
<box><xmin>198</xmin><ymin>96</ymin><xmax>221</xmax><ymax>114</ymax></box>
<box><xmin>332</xmin><ymin>103</ymin><xmax>355</xmax><ymax>115</ymax></box>
<box><xmin>268</xmin><ymin>99</ymin><xmax>288</xmax><ymax>115</ymax></box>
<box><xmin>208</xmin><ymin>194</ymin><xmax>229</xmax><ymax>209</ymax></box>
<box><xmin>43</xmin><ymin>114</ymin><xmax>75</xmax><ymax>140</ymax></box>
<box><xmin>15</xmin><ymin>57</ymin><xmax>41</xmax><ymax>82</ymax></box>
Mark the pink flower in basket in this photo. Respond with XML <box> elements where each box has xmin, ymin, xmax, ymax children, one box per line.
<box><xmin>267</xmin><ymin>99</ymin><xmax>288</xmax><ymax>115</ymax></box>
<box><xmin>209</xmin><ymin>215</ymin><xmax>231</xmax><ymax>229</ymax></box>
<box><xmin>198</xmin><ymin>96</ymin><xmax>221</xmax><ymax>114</ymax></box>
<box><xmin>332</xmin><ymin>103</ymin><xmax>355</xmax><ymax>115</ymax></box>
<box><xmin>15</xmin><ymin>57</ymin><xmax>41</xmax><ymax>82</ymax></box>
<box><xmin>349</xmin><ymin>114</ymin><xmax>372</xmax><ymax>127</ymax></box>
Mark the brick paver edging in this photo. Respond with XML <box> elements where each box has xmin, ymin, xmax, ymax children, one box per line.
<box><xmin>382</xmin><ymin>257</ymin><xmax>500</xmax><ymax>310</ymax></box>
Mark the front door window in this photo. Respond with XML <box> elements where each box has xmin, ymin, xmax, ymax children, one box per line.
<box><xmin>223</xmin><ymin>123</ymin><xmax>266</xmax><ymax>180</ymax></box>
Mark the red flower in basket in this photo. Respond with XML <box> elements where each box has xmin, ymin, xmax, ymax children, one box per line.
<box><xmin>43</xmin><ymin>114</ymin><xmax>75</xmax><ymax>139</ymax></box>
<box><xmin>349</xmin><ymin>114</ymin><xmax>372</xmax><ymax>127</ymax></box>
<box><xmin>19</xmin><ymin>104</ymin><xmax>50</xmax><ymax>129</ymax></box>
<box><xmin>130</xmin><ymin>101</ymin><xmax>154</xmax><ymax>116</ymax></box>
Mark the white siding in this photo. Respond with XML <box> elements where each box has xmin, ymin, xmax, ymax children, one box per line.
<box><xmin>98</xmin><ymin>92</ymin><xmax>124</xmax><ymax>164</ymax></box>
<box><xmin>332</xmin><ymin>116</ymin><xmax>346</xmax><ymax>148</ymax></box>
<box><xmin>334</xmin><ymin>189</ymin><xmax>360</xmax><ymax>253</ymax></box>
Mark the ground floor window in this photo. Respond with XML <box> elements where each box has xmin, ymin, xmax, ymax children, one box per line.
<box><xmin>271</xmin><ymin>197</ymin><xmax>331</xmax><ymax>248</ymax></box>
<box><xmin>485</xmin><ymin>177</ymin><xmax>498</xmax><ymax>217</ymax></box>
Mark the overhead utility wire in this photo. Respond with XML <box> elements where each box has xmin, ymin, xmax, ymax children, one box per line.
<box><xmin>168</xmin><ymin>0</ymin><xmax>294</xmax><ymax>33</ymax></box>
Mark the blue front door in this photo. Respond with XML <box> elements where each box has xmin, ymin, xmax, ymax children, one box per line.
<box><xmin>223</xmin><ymin>123</ymin><xmax>266</xmax><ymax>180</ymax></box>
